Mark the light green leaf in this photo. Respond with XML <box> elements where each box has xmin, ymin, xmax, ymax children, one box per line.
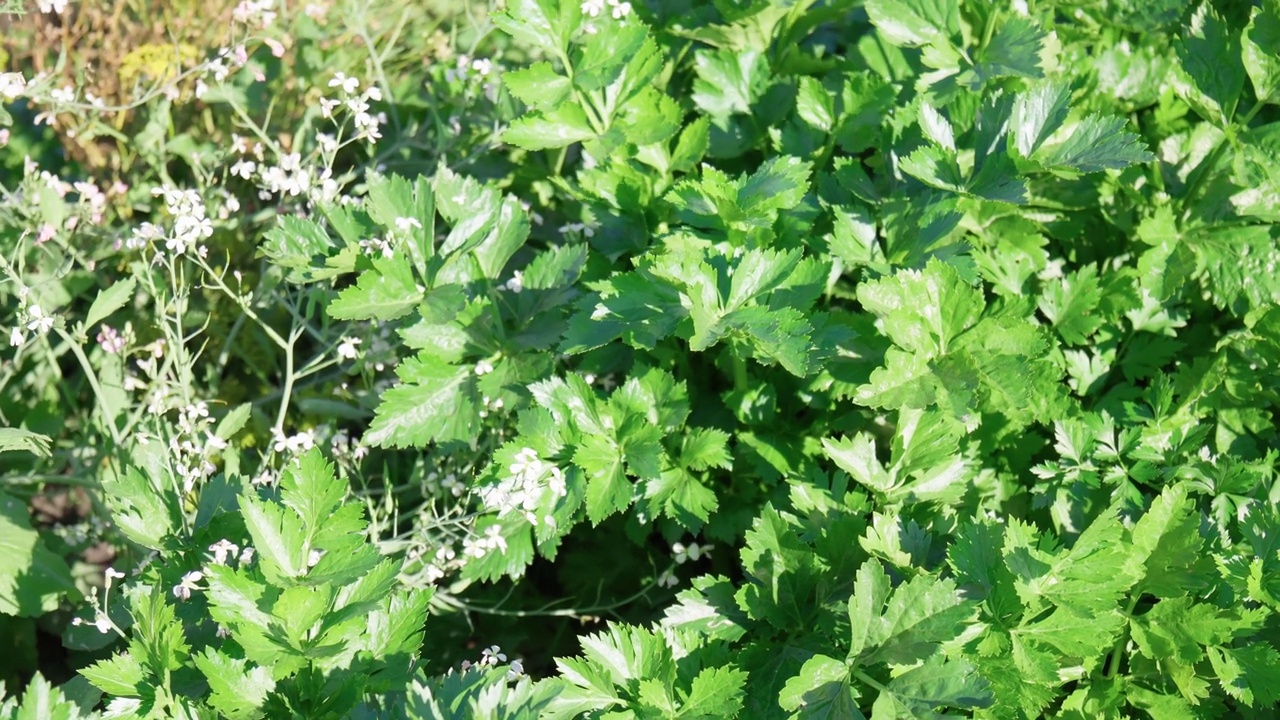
<box><xmin>864</xmin><ymin>0</ymin><xmax>959</xmax><ymax>47</ymax></box>
<box><xmin>0</xmin><ymin>428</ymin><xmax>52</xmax><ymax>458</ymax></box>
<box><xmin>779</xmin><ymin>655</ymin><xmax>861</xmax><ymax>719</ymax></box>
<box><xmin>1174</xmin><ymin>2</ymin><xmax>1245</xmax><ymax>125</ymax></box>
<box><xmin>503</xmin><ymin>61</ymin><xmax>572</xmax><ymax>111</ymax></box>
<box><xmin>365</xmin><ymin>355</ymin><xmax>477</xmax><ymax>448</ymax></box>
<box><xmin>84</xmin><ymin>276</ymin><xmax>136</xmax><ymax>330</ymax></box>
<box><xmin>0</xmin><ymin>492</ymin><xmax>78</xmax><ymax>616</ymax></box>
<box><xmin>1244</xmin><ymin>1</ymin><xmax>1280</xmax><ymax>104</ymax></box>
<box><xmin>503</xmin><ymin>104</ymin><xmax>597</xmax><ymax>151</ymax></box>
<box><xmin>193</xmin><ymin>649</ymin><xmax>275</xmax><ymax>720</ymax></box>
<box><xmin>328</xmin><ymin>253</ymin><xmax>423</xmax><ymax>321</ymax></box>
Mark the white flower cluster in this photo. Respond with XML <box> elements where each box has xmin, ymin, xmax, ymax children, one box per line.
<box><xmin>557</xmin><ymin>220</ymin><xmax>597</xmax><ymax>238</ymax></box>
<box><xmin>581</xmin><ymin>0</ymin><xmax>632</xmax><ymax>19</ymax></box>
<box><xmin>323</xmin><ymin>72</ymin><xmax>386</xmax><ymax>144</ymax></box>
<box><xmin>232</xmin><ymin>0</ymin><xmax>278</xmax><ymax>28</ymax></box>
<box><xmin>445</xmin><ymin>55</ymin><xmax>497</xmax><ymax>84</ymax></box>
<box><xmin>417</xmin><ymin>543</ymin><xmax>459</xmax><ymax>584</ymax></box>
<box><xmin>272</xmin><ymin>428</ymin><xmax>317</xmax><ymax>455</ymax></box>
<box><xmin>359</xmin><ymin>236</ymin><xmax>395</xmax><ymax>258</ymax></box>
<box><xmin>127</xmin><ymin>187</ymin><xmax>213</xmax><ymax>257</ymax></box>
<box><xmin>207</xmin><ymin>538</ymin><xmax>255</xmax><ymax>566</ymax></box>
<box><xmin>462</xmin><ymin>524</ymin><xmax>509</xmax><ymax>558</ymax></box>
<box><xmin>478</xmin><ymin>447</ymin><xmax>567</xmax><ymax>528</ymax></box>
<box><xmin>170</xmin><ymin>401</ymin><xmax>230</xmax><ymax>493</ymax></box>
<box><xmin>9</xmin><ymin>288</ymin><xmax>56</xmax><ymax>347</ymax></box>
<box><xmin>37</xmin><ymin>0</ymin><xmax>68</xmax><ymax>15</ymax></box>
<box><xmin>0</xmin><ymin>73</ymin><xmax>26</xmax><ymax>102</ymax></box>
<box><xmin>500</xmin><ymin>270</ymin><xmax>524</xmax><ymax>294</ymax></box>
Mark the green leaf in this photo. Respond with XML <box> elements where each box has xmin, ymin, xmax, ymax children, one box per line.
<box><xmin>847</xmin><ymin>559</ymin><xmax>973</xmax><ymax>665</ymax></box>
<box><xmin>81</xmin><ymin>652</ymin><xmax>147</xmax><ymax>698</ymax></box>
<box><xmin>1174</xmin><ymin>2</ymin><xmax>1245</xmax><ymax>125</ymax></box>
<box><xmin>365</xmin><ymin>355</ymin><xmax>477</xmax><ymax>448</ymax></box>
<box><xmin>864</xmin><ymin>0</ymin><xmax>959</xmax><ymax>47</ymax></box>
<box><xmin>796</xmin><ymin>77</ymin><xmax>835</xmax><ymax>132</ymax></box>
<box><xmin>691</xmin><ymin>49</ymin><xmax>771</xmax><ymax>124</ymax></box>
<box><xmin>1038</xmin><ymin>264</ymin><xmax>1105</xmax><ymax>344</ymax></box>
<box><xmin>1244</xmin><ymin>1</ymin><xmax>1280</xmax><ymax>104</ymax></box>
<box><xmin>871</xmin><ymin>656</ymin><xmax>992</xmax><ymax>717</ymax></box>
<box><xmin>779</xmin><ymin>655</ymin><xmax>861</xmax><ymax>719</ymax></box>
<box><xmin>974</xmin><ymin>16</ymin><xmax>1045</xmax><ymax>82</ymax></box>
<box><xmin>576</xmin><ymin>434</ymin><xmax>632</xmax><ymax>524</ymax></box>
<box><xmin>278</xmin><ymin>450</ymin><xmax>346</xmax><ymax>542</ymax></box>
<box><xmin>2</xmin><ymin>673</ymin><xmax>97</xmax><ymax>719</ymax></box>
<box><xmin>0</xmin><ymin>428</ymin><xmax>52</xmax><ymax>457</ymax></box>
<box><xmin>1011</xmin><ymin>82</ymin><xmax>1071</xmax><ymax>159</ymax></box>
<box><xmin>681</xmin><ymin>666</ymin><xmax>748</xmax><ymax>718</ymax></box>
<box><xmin>679</xmin><ymin>428</ymin><xmax>733</xmax><ymax>471</ymax></box>
<box><xmin>365</xmin><ymin>173</ymin><xmax>435</xmax><ymax>263</ymax></box>
<box><xmin>1126</xmin><ymin>483</ymin><xmax>1211</xmax><ymax>598</ymax></box>
<box><xmin>260</xmin><ymin>217</ymin><xmax>338</xmax><ymax>283</ymax></box>
<box><xmin>645</xmin><ymin>468</ymin><xmax>718</xmax><ymax>527</ymax></box>
<box><xmin>101</xmin><ymin>466</ymin><xmax>179</xmax><ymax>552</ymax></box>
<box><xmin>239</xmin><ymin>494</ymin><xmax>307</xmax><ymax>584</ymax></box>
<box><xmin>83</xmin><ymin>276</ymin><xmax>136</xmax><ymax>330</ymax></box>
<box><xmin>328</xmin><ymin>253</ymin><xmax>423</xmax><ymax>321</ymax></box>
<box><xmin>503</xmin><ymin>104</ymin><xmax>597</xmax><ymax>151</ymax></box>
<box><xmin>491</xmin><ymin>0</ymin><xmax>571</xmax><ymax>56</ymax></box>
<box><xmin>132</xmin><ymin>587</ymin><xmax>190</xmax><ymax>678</ymax></box>
<box><xmin>193</xmin><ymin>649</ymin><xmax>275</xmax><ymax>720</ymax></box>
<box><xmin>503</xmin><ymin>61</ymin><xmax>572</xmax><ymax>111</ymax></box>
<box><xmin>1207</xmin><ymin>644</ymin><xmax>1280</xmax><ymax>707</ymax></box>
<box><xmin>1035</xmin><ymin>115</ymin><xmax>1154</xmax><ymax>172</ymax></box>
<box><xmin>0</xmin><ymin>489</ymin><xmax>77</xmax><ymax>614</ymax></box>
<box><xmin>822</xmin><ymin>435</ymin><xmax>894</xmax><ymax>494</ymax></box>
<box><xmin>857</xmin><ymin>258</ymin><xmax>983</xmax><ymax>357</ymax></box>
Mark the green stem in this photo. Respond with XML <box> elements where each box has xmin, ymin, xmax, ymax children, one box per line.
<box><xmin>730</xmin><ymin>351</ymin><xmax>749</xmax><ymax>392</ymax></box>
<box><xmin>55</xmin><ymin>328</ymin><xmax>123</xmax><ymax>449</ymax></box>
<box><xmin>1105</xmin><ymin>592</ymin><xmax>1143</xmax><ymax>678</ymax></box>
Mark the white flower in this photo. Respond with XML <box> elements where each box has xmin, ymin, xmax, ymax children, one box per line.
<box><xmin>239</xmin><ymin>546</ymin><xmax>256</xmax><ymax>564</ymax></box>
<box><xmin>581</xmin><ymin>0</ymin><xmax>604</xmax><ymax>16</ymax></box>
<box><xmin>471</xmin><ymin>58</ymin><xmax>493</xmax><ymax>77</ymax></box>
<box><xmin>337</xmin><ymin>336</ymin><xmax>362</xmax><ymax>360</ymax></box>
<box><xmin>37</xmin><ymin>0</ymin><xmax>69</xmax><ymax>14</ymax></box>
<box><xmin>209</xmin><ymin>539</ymin><xmax>239</xmax><ymax>565</ymax></box>
<box><xmin>394</xmin><ymin>216</ymin><xmax>422</xmax><ymax>233</ymax></box>
<box><xmin>9</xmin><ymin>327</ymin><xmax>23</xmax><ymax>347</ymax></box>
<box><xmin>474</xmin><ymin>360</ymin><xmax>495</xmax><ymax>376</ymax></box>
<box><xmin>507</xmin><ymin>659</ymin><xmax>525</xmax><ymax>680</ymax></box>
<box><xmin>173</xmin><ymin>570</ymin><xmax>204</xmax><ymax>601</ymax></box>
<box><xmin>50</xmin><ymin>85</ymin><xmax>74</xmax><ymax>103</ymax></box>
<box><xmin>104</xmin><ymin>567</ymin><xmax>126</xmax><ymax>583</ymax></box>
<box><xmin>328</xmin><ymin>72</ymin><xmax>359</xmax><ymax>95</ymax></box>
<box><xmin>230</xmin><ymin>159</ymin><xmax>256</xmax><ymax>179</ymax></box>
<box><xmin>0</xmin><ymin>73</ymin><xmax>26</xmax><ymax>101</ymax></box>
<box><xmin>673</xmin><ymin>541</ymin><xmax>712</xmax><ymax>564</ymax></box>
<box><xmin>657</xmin><ymin>569</ymin><xmax>679</xmax><ymax>588</ymax></box>
<box><xmin>26</xmin><ymin>305</ymin><xmax>55</xmax><ymax>334</ymax></box>
<box><xmin>480</xmin><ymin>645</ymin><xmax>507</xmax><ymax>666</ymax></box>
<box><xmin>503</xmin><ymin>270</ymin><xmax>524</xmax><ymax>294</ymax></box>
<box><xmin>608</xmin><ymin>0</ymin><xmax>632</xmax><ymax>19</ymax></box>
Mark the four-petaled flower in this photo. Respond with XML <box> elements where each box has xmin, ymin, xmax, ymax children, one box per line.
<box><xmin>173</xmin><ymin>570</ymin><xmax>204</xmax><ymax>601</ymax></box>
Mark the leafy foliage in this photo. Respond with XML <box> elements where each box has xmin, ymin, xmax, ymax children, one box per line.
<box><xmin>5</xmin><ymin>0</ymin><xmax>1280</xmax><ymax>717</ymax></box>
